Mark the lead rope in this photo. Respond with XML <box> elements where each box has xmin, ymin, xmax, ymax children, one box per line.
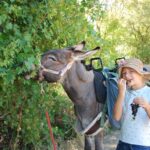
<box><xmin>45</xmin><ymin>111</ymin><xmax>57</xmax><ymax>150</ymax></box>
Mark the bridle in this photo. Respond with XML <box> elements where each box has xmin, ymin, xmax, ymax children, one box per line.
<box><xmin>40</xmin><ymin>60</ymin><xmax>74</xmax><ymax>82</ymax></box>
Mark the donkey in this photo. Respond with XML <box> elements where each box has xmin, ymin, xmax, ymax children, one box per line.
<box><xmin>38</xmin><ymin>42</ymin><xmax>106</xmax><ymax>150</ymax></box>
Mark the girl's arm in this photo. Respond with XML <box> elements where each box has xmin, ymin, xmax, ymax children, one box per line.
<box><xmin>113</xmin><ymin>79</ymin><xmax>126</xmax><ymax>121</ymax></box>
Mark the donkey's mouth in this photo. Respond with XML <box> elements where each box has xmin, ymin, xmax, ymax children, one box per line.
<box><xmin>38</xmin><ymin>69</ymin><xmax>45</xmax><ymax>81</ymax></box>
<box><xmin>38</xmin><ymin>68</ymin><xmax>61</xmax><ymax>83</ymax></box>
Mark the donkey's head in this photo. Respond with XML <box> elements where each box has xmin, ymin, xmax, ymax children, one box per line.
<box><xmin>39</xmin><ymin>41</ymin><xmax>100</xmax><ymax>83</ymax></box>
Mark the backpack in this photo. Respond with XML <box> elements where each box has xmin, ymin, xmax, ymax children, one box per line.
<box><xmin>104</xmin><ymin>70</ymin><xmax>121</xmax><ymax>129</ymax></box>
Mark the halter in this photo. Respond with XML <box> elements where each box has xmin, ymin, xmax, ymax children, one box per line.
<box><xmin>40</xmin><ymin>60</ymin><xmax>74</xmax><ymax>82</ymax></box>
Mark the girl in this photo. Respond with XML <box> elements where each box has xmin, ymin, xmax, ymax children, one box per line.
<box><xmin>114</xmin><ymin>58</ymin><xmax>150</xmax><ymax>150</ymax></box>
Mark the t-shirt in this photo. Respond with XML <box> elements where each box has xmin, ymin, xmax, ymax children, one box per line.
<box><xmin>119</xmin><ymin>85</ymin><xmax>150</xmax><ymax>146</ymax></box>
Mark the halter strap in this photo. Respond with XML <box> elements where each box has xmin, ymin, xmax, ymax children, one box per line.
<box><xmin>40</xmin><ymin>60</ymin><xmax>74</xmax><ymax>82</ymax></box>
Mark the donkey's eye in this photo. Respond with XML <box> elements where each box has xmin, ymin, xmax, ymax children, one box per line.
<box><xmin>48</xmin><ymin>56</ymin><xmax>57</xmax><ymax>61</ymax></box>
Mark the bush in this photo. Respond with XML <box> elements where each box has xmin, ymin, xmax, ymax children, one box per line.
<box><xmin>0</xmin><ymin>0</ymin><xmax>104</xmax><ymax>149</ymax></box>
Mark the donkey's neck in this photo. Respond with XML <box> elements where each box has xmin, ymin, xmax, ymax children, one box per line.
<box><xmin>62</xmin><ymin>61</ymin><xmax>95</xmax><ymax>104</ymax></box>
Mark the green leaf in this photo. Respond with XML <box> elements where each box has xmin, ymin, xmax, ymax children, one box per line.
<box><xmin>6</xmin><ymin>22</ymin><xmax>13</xmax><ymax>30</ymax></box>
<box><xmin>6</xmin><ymin>70</ymin><xmax>15</xmax><ymax>84</ymax></box>
<box><xmin>25</xmin><ymin>56</ymin><xmax>35</xmax><ymax>70</ymax></box>
<box><xmin>0</xmin><ymin>14</ymin><xmax>7</xmax><ymax>24</ymax></box>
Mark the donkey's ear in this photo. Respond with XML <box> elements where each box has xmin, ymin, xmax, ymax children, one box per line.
<box><xmin>71</xmin><ymin>41</ymin><xmax>86</xmax><ymax>51</ymax></box>
<box><xmin>73</xmin><ymin>47</ymin><xmax>100</xmax><ymax>60</ymax></box>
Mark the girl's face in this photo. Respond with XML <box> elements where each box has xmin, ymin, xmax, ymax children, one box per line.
<box><xmin>121</xmin><ymin>67</ymin><xmax>145</xmax><ymax>89</ymax></box>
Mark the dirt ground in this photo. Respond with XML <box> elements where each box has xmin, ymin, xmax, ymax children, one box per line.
<box><xmin>59</xmin><ymin>129</ymin><xmax>120</xmax><ymax>150</ymax></box>
<box><xmin>104</xmin><ymin>129</ymin><xmax>119</xmax><ymax>150</ymax></box>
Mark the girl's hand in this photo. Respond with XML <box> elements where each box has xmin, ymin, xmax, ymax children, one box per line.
<box><xmin>133</xmin><ymin>97</ymin><xmax>150</xmax><ymax>111</ymax></box>
<box><xmin>118</xmin><ymin>78</ymin><xmax>126</xmax><ymax>95</ymax></box>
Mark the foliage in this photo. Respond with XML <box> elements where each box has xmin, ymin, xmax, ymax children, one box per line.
<box><xmin>122</xmin><ymin>0</ymin><xmax>150</xmax><ymax>62</ymax></box>
<box><xmin>95</xmin><ymin>0</ymin><xmax>150</xmax><ymax>65</ymax></box>
<box><xmin>0</xmin><ymin>0</ymin><xmax>105</xmax><ymax>149</ymax></box>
